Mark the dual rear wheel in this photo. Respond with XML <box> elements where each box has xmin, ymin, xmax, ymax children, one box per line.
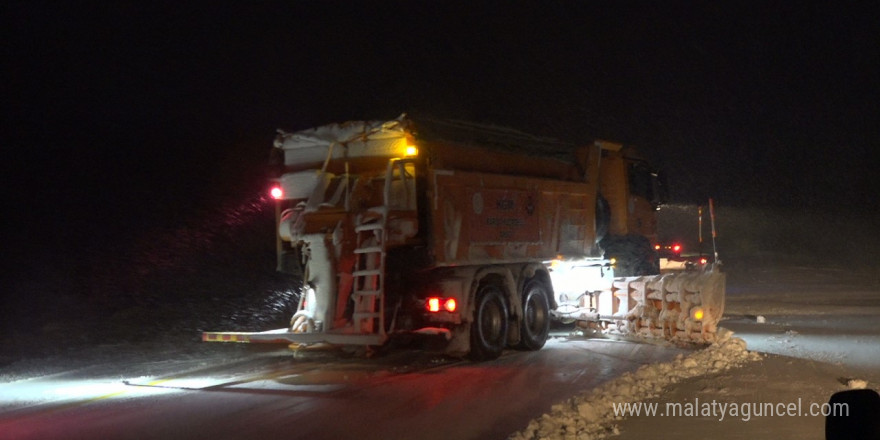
<box><xmin>468</xmin><ymin>278</ymin><xmax>551</xmax><ymax>361</ymax></box>
<box><xmin>517</xmin><ymin>280</ymin><xmax>551</xmax><ymax>351</ymax></box>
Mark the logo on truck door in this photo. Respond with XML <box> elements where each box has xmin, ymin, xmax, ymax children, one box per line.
<box><xmin>469</xmin><ymin>189</ymin><xmax>539</xmax><ymax>243</ymax></box>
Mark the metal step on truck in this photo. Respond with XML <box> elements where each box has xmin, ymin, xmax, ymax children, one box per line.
<box><xmin>203</xmin><ymin>115</ymin><xmax>725</xmax><ymax>360</ymax></box>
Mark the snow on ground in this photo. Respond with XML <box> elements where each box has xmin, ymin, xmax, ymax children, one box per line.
<box><xmin>0</xmin><ymin>195</ymin><xmax>298</xmax><ymax>382</ymax></box>
<box><xmin>3</xmin><ymin>202</ymin><xmax>878</xmax><ymax>439</ymax></box>
<box><xmin>509</xmin><ymin>330</ymin><xmax>761</xmax><ymax>440</ymax></box>
<box><xmin>611</xmin><ymin>351</ymin><xmax>875</xmax><ymax>440</ymax></box>
<box><xmin>722</xmin><ymin>263</ymin><xmax>880</xmax><ymax>376</ymax></box>
<box><xmin>509</xmin><ymin>259</ymin><xmax>880</xmax><ymax>440</ymax></box>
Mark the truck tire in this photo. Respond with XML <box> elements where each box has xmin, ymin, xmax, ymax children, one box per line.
<box><xmin>515</xmin><ymin>279</ymin><xmax>551</xmax><ymax>351</ymax></box>
<box><xmin>469</xmin><ymin>284</ymin><xmax>509</xmax><ymax>361</ymax></box>
<box><xmin>601</xmin><ymin>235</ymin><xmax>660</xmax><ymax>277</ymax></box>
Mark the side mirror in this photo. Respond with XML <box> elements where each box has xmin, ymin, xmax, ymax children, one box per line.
<box><xmin>825</xmin><ymin>389</ymin><xmax>880</xmax><ymax>440</ymax></box>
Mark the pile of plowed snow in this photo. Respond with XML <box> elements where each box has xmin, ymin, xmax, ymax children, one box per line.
<box><xmin>510</xmin><ymin>330</ymin><xmax>762</xmax><ymax>440</ymax></box>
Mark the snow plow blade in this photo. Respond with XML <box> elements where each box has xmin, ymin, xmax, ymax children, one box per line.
<box><xmin>569</xmin><ymin>266</ymin><xmax>726</xmax><ymax>343</ymax></box>
<box><xmin>201</xmin><ymin>329</ymin><xmax>386</xmax><ymax>346</ymax></box>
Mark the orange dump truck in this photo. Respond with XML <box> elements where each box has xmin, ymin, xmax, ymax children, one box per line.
<box><xmin>203</xmin><ymin>115</ymin><xmax>725</xmax><ymax>360</ymax></box>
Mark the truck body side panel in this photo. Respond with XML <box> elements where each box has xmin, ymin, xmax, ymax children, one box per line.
<box><xmin>429</xmin><ymin>169</ymin><xmax>599</xmax><ymax>266</ymax></box>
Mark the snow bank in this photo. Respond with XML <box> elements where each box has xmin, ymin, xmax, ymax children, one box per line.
<box><xmin>509</xmin><ymin>329</ymin><xmax>762</xmax><ymax>440</ymax></box>
<box><xmin>847</xmin><ymin>379</ymin><xmax>869</xmax><ymax>390</ymax></box>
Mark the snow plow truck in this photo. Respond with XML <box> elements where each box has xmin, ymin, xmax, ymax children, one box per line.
<box><xmin>203</xmin><ymin>115</ymin><xmax>725</xmax><ymax>360</ymax></box>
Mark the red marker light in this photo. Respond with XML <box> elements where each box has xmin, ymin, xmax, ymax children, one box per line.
<box><xmin>270</xmin><ymin>186</ymin><xmax>283</xmax><ymax>200</ymax></box>
<box><xmin>426</xmin><ymin>297</ymin><xmax>456</xmax><ymax>313</ymax></box>
<box><xmin>673</xmin><ymin>244</ymin><xmax>682</xmax><ymax>252</ymax></box>
<box><xmin>427</xmin><ymin>297</ymin><xmax>441</xmax><ymax>312</ymax></box>
<box><xmin>444</xmin><ymin>298</ymin><xmax>457</xmax><ymax>313</ymax></box>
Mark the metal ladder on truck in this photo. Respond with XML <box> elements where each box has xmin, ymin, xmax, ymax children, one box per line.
<box><xmin>349</xmin><ymin>158</ymin><xmax>416</xmax><ymax>344</ymax></box>
<box><xmin>351</xmin><ymin>210</ymin><xmax>386</xmax><ymax>339</ymax></box>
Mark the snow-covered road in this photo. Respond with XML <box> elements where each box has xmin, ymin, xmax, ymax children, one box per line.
<box><xmin>513</xmin><ymin>262</ymin><xmax>880</xmax><ymax>439</ymax></box>
<box><xmin>724</xmin><ymin>265</ymin><xmax>880</xmax><ymax>376</ymax></box>
<box><xmin>1</xmin><ymin>263</ymin><xmax>877</xmax><ymax>440</ymax></box>
<box><xmin>0</xmin><ymin>333</ymin><xmax>691</xmax><ymax>440</ymax></box>
<box><xmin>607</xmin><ymin>264</ymin><xmax>880</xmax><ymax>439</ymax></box>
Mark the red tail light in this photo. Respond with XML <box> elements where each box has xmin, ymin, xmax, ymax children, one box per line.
<box><xmin>427</xmin><ymin>297</ymin><xmax>441</xmax><ymax>312</ymax></box>
<box><xmin>270</xmin><ymin>186</ymin><xmax>283</xmax><ymax>200</ymax></box>
<box><xmin>443</xmin><ymin>298</ymin><xmax>457</xmax><ymax>313</ymax></box>
<box><xmin>673</xmin><ymin>244</ymin><xmax>682</xmax><ymax>252</ymax></box>
<box><xmin>426</xmin><ymin>297</ymin><xmax>457</xmax><ymax>313</ymax></box>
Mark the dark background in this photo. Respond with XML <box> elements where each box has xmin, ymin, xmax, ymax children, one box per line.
<box><xmin>2</xmin><ymin>1</ymin><xmax>878</xmax><ymax>340</ymax></box>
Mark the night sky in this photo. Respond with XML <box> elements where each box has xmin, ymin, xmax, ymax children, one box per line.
<box><xmin>3</xmin><ymin>1</ymin><xmax>879</xmax><ymax>263</ymax></box>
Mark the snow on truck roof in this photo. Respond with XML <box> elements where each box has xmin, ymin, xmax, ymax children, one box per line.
<box><xmin>273</xmin><ymin>117</ymin><xmax>410</xmax><ymax>167</ymax></box>
<box><xmin>273</xmin><ymin>114</ymin><xmax>580</xmax><ymax>163</ymax></box>
<box><xmin>274</xmin><ymin>117</ymin><xmax>408</xmax><ymax>150</ymax></box>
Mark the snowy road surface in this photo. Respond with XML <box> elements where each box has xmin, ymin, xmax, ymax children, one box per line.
<box><xmin>0</xmin><ymin>334</ymin><xmax>690</xmax><ymax>440</ymax></box>
<box><xmin>610</xmin><ymin>263</ymin><xmax>880</xmax><ymax>440</ymax></box>
<box><xmin>1</xmin><ymin>263</ymin><xmax>877</xmax><ymax>440</ymax></box>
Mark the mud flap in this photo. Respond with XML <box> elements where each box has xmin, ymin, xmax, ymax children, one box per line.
<box><xmin>445</xmin><ymin>324</ymin><xmax>471</xmax><ymax>358</ymax></box>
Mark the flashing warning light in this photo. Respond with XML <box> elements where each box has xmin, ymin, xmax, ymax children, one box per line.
<box><xmin>270</xmin><ymin>186</ymin><xmax>283</xmax><ymax>200</ymax></box>
<box><xmin>691</xmin><ymin>307</ymin><xmax>704</xmax><ymax>321</ymax></box>
<box><xmin>405</xmin><ymin>145</ymin><xmax>419</xmax><ymax>156</ymax></box>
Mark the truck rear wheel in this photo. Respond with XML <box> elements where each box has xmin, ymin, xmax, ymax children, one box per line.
<box><xmin>516</xmin><ymin>279</ymin><xmax>550</xmax><ymax>351</ymax></box>
<box><xmin>469</xmin><ymin>284</ymin><xmax>509</xmax><ymax>361</ymax></box>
